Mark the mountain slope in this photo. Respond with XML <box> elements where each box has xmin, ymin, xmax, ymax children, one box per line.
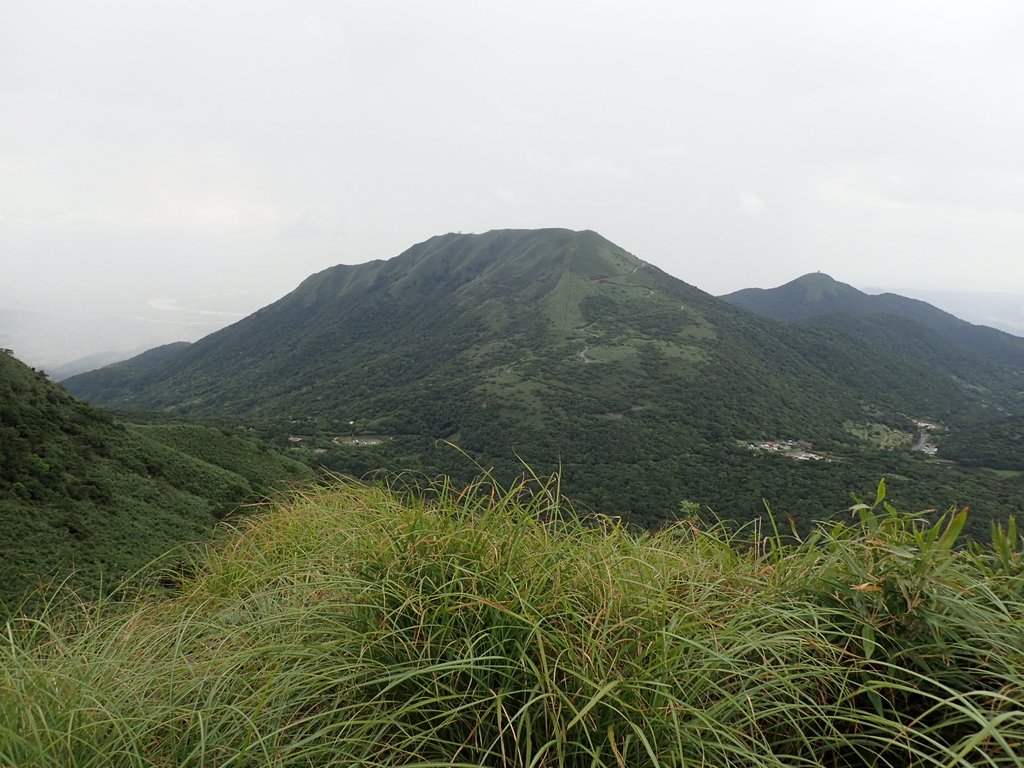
<box><xmin>0</xmin><ymin>350</ymin><xmax>312</xmax><ymax>612</ymax></box>
<box><xmin>64</xmin><ymin>230</ymin><xmax>1023</xmax><ymax>526</ymax></box>
<box><xmin>64</xmin><ymin>230</ymin><xmax>972</xmax><ymax>428</ymax></box>
<box><xmin>722</xmin><ymin>273</ymin><xmax>1024</xmax><ymax>370</ymax></box>
<box><xmin>64</xmin><ymin>341</ymin><xmax>192</xmax><ymax>398</ymax></box>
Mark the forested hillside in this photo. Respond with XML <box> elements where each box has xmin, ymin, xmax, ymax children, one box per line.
<box><xmin>0</xmin><ymin>350</ymin><xmax>313</xmax><ymax>611</ymax></box>
<box><xmin>64</xmin><ymin>230</ymin><xmax>1024</xmax><ymax>530</ymax></box>
<box><xmin>721</xmin><ymin>271</ymin><xmax>1024</xmax><ymax>480</ymax></box>
<box><xmin>722</xmin><ymin>272</ymin><xmax>1024</xmax><ymax>370</ymax></box>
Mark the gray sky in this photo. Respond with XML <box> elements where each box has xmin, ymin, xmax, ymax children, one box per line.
<box><xmin>3</xmin><ymin>1</ymin><xmax>1024</xmax><ymax>363</ymax></box>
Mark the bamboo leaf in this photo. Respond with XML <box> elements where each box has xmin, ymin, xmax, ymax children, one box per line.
<box><xmin>861</xmin><ymin>623</ymin><xmax>876</xmax><ymax>660</ymax></box>
<box><xmin>936</xmin><ymin>507</ymin><xmax>968</xmax><ymax>552</ymax></box>
<box><xmin>874</xmin><ymin>478</ymin><xmax>887</xmax><ymax>508</ymax></box>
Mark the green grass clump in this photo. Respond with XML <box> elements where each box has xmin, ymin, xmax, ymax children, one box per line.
<box><xmin>2</xmin><ymin>476</ymin><xmax>1022</xmax><ymax>766</ymax></box>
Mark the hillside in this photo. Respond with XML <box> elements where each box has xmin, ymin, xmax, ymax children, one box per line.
<box><xmin>878</xmin><ymin>287</ymin><xmax>1024</xmax><ymax>338</ymax></box>
<box><xmin>62</xmin><ymin>341</ymin><xmax>193</xmax><ymax>395</ymax></box>
<box><xmin>65</xmin><ymin>229</ymin><xmax>1024</xmax><ymax>527</ymax></box>
<box><xmin>0</xmin><ymin>350</ymin><xmax>313</xmax><ymax>612</ymax></box>
<box><xmin>722</xmin><ymin>272</ymin><xmax>1024</xmax><ymax>370</ymax></box>
<box><xmin>2</xmin><ymin>477</ymin><xmax>1022</xmax><ymax>766</ymax></box>
<box><xmin>721</xmin><ymin>273</ymin><xmax>1024</xmax><ymax>476</ymax></box>
<box><xmin>938</xmin><ymin>414</ymin><xmax>1024</xmax><ymax>471</ymax></box>
<box><xmin>49</xmin><ymin>349</ymin><xmax>136</xmax><ymax>381</ymax></box>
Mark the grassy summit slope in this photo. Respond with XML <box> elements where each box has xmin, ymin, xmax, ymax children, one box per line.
<box><xmin>2</xmin><ymin>477</ymin><xmax>1022</xmax><ymax>766</ymax></box>
<box><xmin>0</xmin><ymin>351</ymin><xmax>313</xmax><ymax>611</ymax></box>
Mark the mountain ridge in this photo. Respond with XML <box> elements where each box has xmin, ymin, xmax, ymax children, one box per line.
<box><xmin>63</xmin><ymin>230</ymin><xmax>1024</xmax><ymax>527</ymax></box>
<box><xmin>722</xmin><ymin>272</ymin><xmax>1024</xmax><ymax>370</ymax></box>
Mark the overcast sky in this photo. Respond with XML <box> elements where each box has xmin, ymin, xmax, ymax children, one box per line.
<box><xmin>3</xmin><ymin>1</ymin><xmax>1024</xmax><ymax>362</ymax></box>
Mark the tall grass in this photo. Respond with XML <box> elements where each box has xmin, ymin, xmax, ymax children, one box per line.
<box><xmin>1</xmin><ymin>475</ymin><xmax>1022</xmax><ymax>766</ymax></box>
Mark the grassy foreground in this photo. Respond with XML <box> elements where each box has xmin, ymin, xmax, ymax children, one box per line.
<box><xmin>2</xmin><ymin>477</ymin><xmax>1023</xmax><ymax>767</ymax></box>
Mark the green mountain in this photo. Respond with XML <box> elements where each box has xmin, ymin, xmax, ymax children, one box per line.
<box><xmin>64</xmin><ymin>230</ymin><xmax>1024</xmax><ymax>528</ymax></box>
<box><xmin>721</xmin><ymin>273</ymin><xmax>1024</xmax><ymax>474</ymax></box>
<box><xmin>0</xmin><ymin>349</ymin><xmax>313</xmax><ymax>612</ymax></box>
<box><xmin>938</xmin><ymin>414</ymin><xmax>1024</xmax><ymax>471</ymax></box>
<box><xmin>63</xmin><ymin>341</ymin><xmax>193</xmax><ymax>398</ymax></box>
<box><xmin>721</xmin><ymin>272</ymin><xmax>1024</xmax><ymax>370</ymax></box>
<box><xmin>49</xmin><ymin>349</ymin><xmax>136</xmax><ymax>381</ymax></box>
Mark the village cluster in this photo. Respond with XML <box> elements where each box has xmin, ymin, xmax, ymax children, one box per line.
<box><xmin>747</xmin><ymin>439</ymin><xmax>833</xmax><ymax>462</ymax></box>
<box><xmin>285</xmin><ymin>434</ymin><xmax>389</xmax><ymax>453</ymax></box>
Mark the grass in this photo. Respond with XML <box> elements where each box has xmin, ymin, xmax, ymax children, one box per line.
<box><xmin>844</xmin><ymin>420</ymin><xmax>914</xmax><ymax>450</ymax></box>
<box><xmin>1</xmin><ymin>474</ymin><xmax>1023</xmax><ymax>767</ymax></box>
<box><xmin>982</xmin><ymin>468</ymin><xmax>1024</xmax><ymax>480</ymax></box>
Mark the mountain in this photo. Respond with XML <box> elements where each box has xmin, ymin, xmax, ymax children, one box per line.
<box><xmin>64</xmin><ymin>230</ymin><xmax>1024</xmax><ymax>528</ymax></box>
<box><xmin>63</xmin><ymin>341</ymin><xmax>192</xmax><ymax>397</ymax></box>
<box><xmin>46</xmin><ymin>342</ymin><xmax>191</xmax><ymax>382</ymax></box>
<box><xmin>721</xmin><ymin>273</ymin><xmax>1024</xmax><ymax>370</ymax></box>
<box><xmin>48</xmin><ymin>349</ymin><xmax>139</xmax><ymax>381</ymax></box>
<box><xmin>0</xmin><ymin>349</ymin><xmax>312</xmax><ymax>612</ymax></box>
<box><xmin>0</xmin><ymin>305</ymin><xmax>220</xmax><ymax>374</ymax></box>
<box><xmin>861</xmin><ymin>287</ymin><xmax>1024</xmax><ymax>338</ymax></box>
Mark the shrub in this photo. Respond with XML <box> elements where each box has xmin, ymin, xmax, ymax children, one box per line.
<box><xmin>1</xmin><ymin>476</ymin><xmax>1022</xmax><ymax>766</ymax></box>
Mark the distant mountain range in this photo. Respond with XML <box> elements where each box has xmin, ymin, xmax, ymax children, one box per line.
<box><xmin>721</xmin><ymin>272</ymin><xmax>1024</xmax><ymax>370</ymax></box>
<box><xmin>0</xmin><ymin>306</ymin><xmax>223</xmax><ymax>375</ymax></box>
<box><xmin>64</xmin><ymin>230</ymin><xmax>1024</xmax><ymax>528</ymax></box>
<box><xmin>861</xmin><ymin>287</ymin><xmax>1024</xmax><ymax>338</ymax></box>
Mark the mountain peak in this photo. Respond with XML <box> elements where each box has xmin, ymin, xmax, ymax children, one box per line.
<box><xmin>722</xmin><ymin>272</ymin><xmax>1024</xmax><ymax>369</ymax></box>
<box><xmin>720</xmin><ymin>272</ymin><xmax>865</xmax><ymax>321</ymax></box>
<box><xmin>62</xmin><ymin>229</ymin><xmax>1024</xmax><ymax>527</ymax></box>
<box><xmin>296</xmin><ymin>228</ymin><xmax>649</xmax><ymax>309</ymax></box>
<box><xmin>790</xmin><ymin>271</ymin><xmax>844</xmax><ymax>287</ymax></box>
<box><xmin>401</xmin><ymin>228</ymin><xmax>639</xmax><ymax>272</ymax></box>
<box><xmin>777</xmin><ymin>272</ymin><xmax>862</xmax><ymax>300</ymax></box>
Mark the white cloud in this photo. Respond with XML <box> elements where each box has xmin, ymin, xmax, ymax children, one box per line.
<box><xmin>738</xmin><ymin>192</ymin><xmax>765</xmax><ymax>217</ymax></box>
<box><xmin>146</xmin><ymin>298</ymin><xmax>243</xmax><ymax>318</ymax></box>
<box><xmin>494</xmin><ymin>188</ymin><xmax>519</xmax><ymax>205</ymax></box>
<box><xmin>5</xmin><ymin>0</ymin><xmax>1024</xmax><ymax>352</ymax></box>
